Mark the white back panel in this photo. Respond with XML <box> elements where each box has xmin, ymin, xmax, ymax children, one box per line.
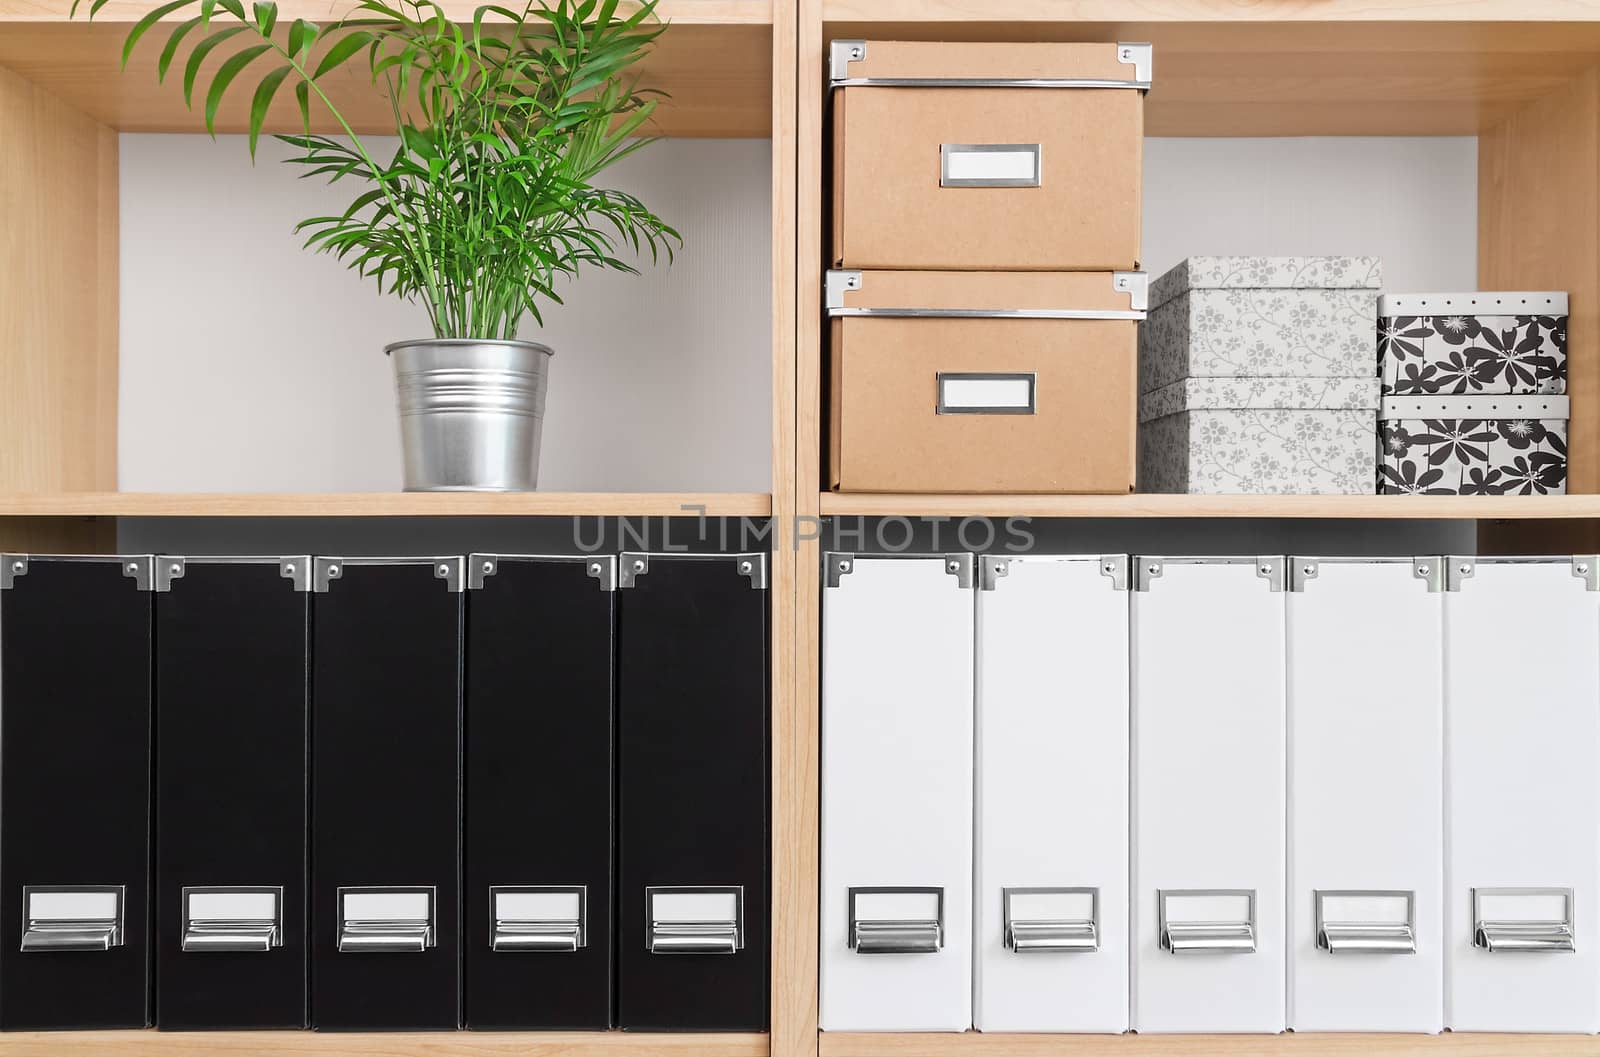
<box><xmin>821</xmin><ymin>555</ymin><xmax>974</xmax><ymax>1031</ymax></box>
<box><xmin>1287</xmin><ymin>558</ymin><xmax>1444</xmax><ymax>1032</ymax></box>
<box><xmin>1132</xmin><ymin>559</ymin><xmax>1286</xmax><ymax>1033</ymax></box>
<box><xmin>975</xmin><ymin>556</ymin><xmax>1129</xmax><ymax>1032</ymax></box>
<box><xmin>1445</xmin><ymin>559</ymin><xmax>1600</xmax><ymax>1032</ymax></box>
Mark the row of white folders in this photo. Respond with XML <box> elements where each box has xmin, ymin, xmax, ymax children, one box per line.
<box><xmin>819</xmin><ymin>552</ymin><xmax>1600</xmax><ymax>1034</ymax></box>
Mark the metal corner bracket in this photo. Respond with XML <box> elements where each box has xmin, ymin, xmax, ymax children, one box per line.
<box><xmin>1116</xmin><ymin>42</ymin><xmax>1153</xmax><ymax>87</ymax></box>
<box><xmin>1255</xmin><ymin>556</ymin><xmax>1285</xmax><ymax>592</ymax></box>
<box><xmin>312</xmin><ymin>557</ymin><xmax>342</xmax><ymax>593</ymax></box>
<box><xmin>1414</xmin><ymin>558</ymin><xmax>1444</xmax><ymax>593</ymax></box>
<box><xmin>588</xmin><ymin>555</ymin><xmax>619</xmax><ymax>592</ymax></box>
<box><xmin>1445</xmin><ymin>556</ymin><xmax>1475</xmax><ymax>593</ymax></box>
<box><xmin>1574</xmin><ymin>555</ymin><xmax>1600</xmax><ymax>592</ymax></box>
<box><xmin>279</xmin><ymin>558</ymin><xmax>313</xmax><ymax>592</ymax></box>
<box><xmin>0</xmin><ymin>556</ymin><xmax>25</xmax><ymax>590</ymax></box>
<box><xmin>735</xmin><ymin>554</ymin><xmax>768</xmax><ymax>591</ymax></box>
<box><xmin>829</xmin><ymin>39</ymin><xmax>866</xmax><ymax>85</ymax></box>
<box><xmin>1113</xmin><ymin>271</ymin><xmax>1149</xmax><ymax>314</ymax></box>
<box><xmin>826</xmin><ymin>270</ymin><xmax>863</xmax><ymax>312</ymax></box>
<box><xmin>1289</xmin><ymin>559</ymin><xmax>1319</xmax><ymax>593</ymax></box>
<box><xmin>433</xmin><ymin>558</ymin><xmax>464</xmax><ymax>593</ymax></box>
<box><xmin>153</xmin><ymin>556</ymin><xmax>186</xmax><ymax>593</ymax></box>
<box><xmin>980</xmin><ymin>556</ymin><xmax>1010</xmax><ymax>592</ymax></box>
<box><xmin>824</xmin><ymin>552</ymin><xmax>854</xmax><ymax>589</ymax></box>
<box><xmin>1100</xmin><ymin>556</ymin><xmax>1128</xmax><ymax>592</ymax></box>
<box><xmin>1133</xmin><ymin>558</ymin><xmax>1163</xmax><ymax>592</ymax></box>
<box><xmin>944</xmin><ymin>553</ymin><xmax>974</xmax><ymax>590</ymax></box>
<box><xmin>618</xmin><ymin>554</ymin><xmax>649</xmax><ymax>590</ymax></box>
<box><xmin>468</xmin><ymin>555</ymin><xmax>499</xmax><ymax>591</ymax></box>
<box><xmin>123</xmin><ymin>556</ymin><xmax>156</xmax><ymax>592</ymax></box>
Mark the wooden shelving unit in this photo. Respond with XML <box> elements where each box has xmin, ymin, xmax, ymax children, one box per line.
<box><xmin>8</xmin><ymin>0</ymin><xmax>1600</xmax><ymax>1054</ymax></box>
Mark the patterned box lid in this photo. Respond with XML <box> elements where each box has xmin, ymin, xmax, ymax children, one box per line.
<box><xmin>1138</xmin><ymin>376</ymin><xmax>1380</xmax><ymax>424</ymax></box>
<box><xmin>1150</xmin><ymin>256</ymin><xmax>1383</xmax><ymax>311</ymax></box>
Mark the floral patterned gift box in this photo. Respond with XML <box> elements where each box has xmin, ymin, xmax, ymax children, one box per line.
<box><xmin>1138</xmin><ymin>377</ymin><xmax>1378</xmax><ymax>494</ymax></box>
<box><xmin>1378</xmin><ymin>393</ymin><xmax>1569</xmax><ymax>496</ymax></box>
<box><xmin>1377</xmin><ymin>291</ymin><xmax>1567</xmax><ymax>396</ymax></box>
<box><xmin>1141</xmin><ymin>256</ymin><xmax>1382</xmax><ymax>391</ymax></box>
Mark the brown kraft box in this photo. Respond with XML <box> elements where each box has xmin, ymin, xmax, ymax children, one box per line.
<box><xmin>831</xmin><ymin>41</ymin><xmax>1148</xmax><ymax>272</ymax></box>
<box><xmin>828</xmin><ymin>270</ymin><xmax>1142</xmax><ymax>493</ymax></box>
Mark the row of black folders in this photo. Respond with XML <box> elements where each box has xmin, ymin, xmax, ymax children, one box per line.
<box><xmin>0</xmin><ymin>552</ymin><xmax>769</xmax><ymax>1032</ymax></box>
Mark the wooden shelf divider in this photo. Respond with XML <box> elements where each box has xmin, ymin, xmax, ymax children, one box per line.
<box><xmin>819</xmin><ymin>493</ymin><xmax>1600</xmax><ymax>520</ymax></box>
<box><xmin>819</xmin><ymin>1031</ymin><xmax>1600</xmax><ymax>1057</ymax></box>
<box><xmin>0</xmin><ymin>491</ymin><xmax>773</xmax><ymax>519</ymax></box>
<box><xmin>0</xmin><ymin>1030</ymin><xmax>769</xmax><ymax>1056</ymax></box>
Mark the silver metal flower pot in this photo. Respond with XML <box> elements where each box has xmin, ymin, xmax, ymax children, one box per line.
<box><xmin>388</xmin><ymin>338</ymin><xmax>553</xmax><ymax>491</ymax></box>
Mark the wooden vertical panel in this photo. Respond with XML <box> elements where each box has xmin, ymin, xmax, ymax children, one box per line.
<box><xmin>769</xmin><ymin>0</ymin><xmax>815</xmax><ymax>1056</ymax></box>
<box><xmin>0</xmin><ymin>65</ymin><xmax>117</xmax><ymax>492</ymax></box>
<box><xmin>1479</xmin><ymin>67</ymin><xmax>1599</xmax><ymax>494</ymax></box>
<box><xmin>1478</xmin><ymin>68</ymin><xmax>1600</xmax><ymax>553</ymax></box>
<box><xmin>785</xmin><ymin>3</ymin><xmax>822</xmax><ymax>1057</ymax></box>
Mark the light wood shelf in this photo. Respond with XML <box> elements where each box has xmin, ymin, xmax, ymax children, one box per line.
<box><xmin>819</xmin><ymin>1032</ymin><xmax>1600</xmax><ymax>1057</ymax></box>
<box><xmin>0</xmin><ymin>1029</ymin><xmax>769</xmax><ymax>1056</ymax></box>
<box><xmin>819</xmin><ymin>5</ymin><xmax>1600</xmax><ymax>135</ymax></box>
<box><xmin>0</xmin><ymin>0</ymin><xmax>773</xmax><ymax>136</ymax></box>
<box><xmin>819</xmin><ymin>493</ymin><xmax>1600</xmax><ymax>520</ymax></box>
<box><xmin>0</xmin><ymin>491</ymin><xmax>773</xmax><ymax>518</ymax></box>
<box><xmin>820</xmin><ymin>0</ymin><xmax>1600</xmax><ymax>22</ymax></box>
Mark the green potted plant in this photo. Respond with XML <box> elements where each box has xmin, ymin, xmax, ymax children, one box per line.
<box><xmin>76</xmin><ymin>0</ymin><xmax>679</xmax><ymax>490</ymax></box>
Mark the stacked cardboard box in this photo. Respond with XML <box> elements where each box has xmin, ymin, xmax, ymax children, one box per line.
<box><xmin>824</xmin><ymin>40</ymin><xmax>1152</xmax><ymax>494</ymax></box>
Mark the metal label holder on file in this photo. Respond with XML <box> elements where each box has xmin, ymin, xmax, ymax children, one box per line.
<box><xmin>645</xmin><ymin>886</ymin><xmax>744</xmax><ymax>955</ymax></box>
<box><xmin>1158</xmin><ymin>889</ymin><xmax>1257</xmax><ymax>954</ymax></box>
<box><xmin>1314</xmin><ymin>890</ymin><xmax>1416</xmax><ymax>955</ymax></box>
<box><xmin>181</xmin><ymin>886</ymin><xmax>283</xmax><ymax>952</ymax></box>
<box><xmin>940</xmin><ymin>143</ymin><xmax>1041</xmax><ymax>188</ymax></box>
<box><xmin>19</xmin><ymin>885</ymin><xmax>125</xmax><ymax>952</ymax></box>
<box><xmin>1472</xmin><ymin>887</ymin><xmax>1576</xmax><ymax>952</ymax></box>
<box><xmin>491</xmin><ymin>886</ymin><xmax>586</xmax><ymax>952</ymax></box>
<box><xmin>848</xmin><ymin>886</ymin><xmax>945</xmax><ymax>954</ymax></box>
<box><xmin>1003</xmin><ymin>887</ymin><xmax>1099</xmax><ymax>953</ymax></box>
<box><xmin>336</xmin><ymin>886</ymin><xmax>436</xmax><ymax>953</ymax></box>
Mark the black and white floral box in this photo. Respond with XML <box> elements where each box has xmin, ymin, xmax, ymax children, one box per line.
<box><xmin>1377</xmin><ymin>291</ymin><xmax>1567</xmax><ymax>396</ymax></box>
<box><xmin>1378</xmin><ymin>394</ymin><xmax>1569</xmax><ymax>495</ymax></box>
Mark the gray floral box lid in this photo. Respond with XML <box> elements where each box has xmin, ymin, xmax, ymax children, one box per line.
<box><xmin>1150</xmin><ymin>256</ymin><xmax>1383</xmax><ymax>311</ymax></box>
<box><xmin>1139</xmin><ymin>376</ymin><xmax>1380</xmax><ymax>423</ymax></box>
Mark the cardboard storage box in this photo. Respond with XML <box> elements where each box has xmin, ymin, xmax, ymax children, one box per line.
<box><xmin>827</xmin><ymin>269</ymin><xmax>1146</xmax><ymax>493</ymax></box>
<box><xmin>1378</xmin><ymin>291</ymin><xmax>1567</xmax><ymax>396</ymax></box>
<box><xmin>829</xmin><ymin>40</ymin><xmax>1150</xmax><ymax>271</ymax></box>
<box><xmin>1379</xmin><ymin>394</ymin><xmax>1569</xmax><ymax>495</ymax></box>
<box><xmin>1138</xmin><ymin>377</ymin><xmax>1378</xmax><ymax>494</ymax></box>
<box><xmin>1142</xmin><ymin>256</ymin><xmax>1382</xmax><ymax>391</ymax></box>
